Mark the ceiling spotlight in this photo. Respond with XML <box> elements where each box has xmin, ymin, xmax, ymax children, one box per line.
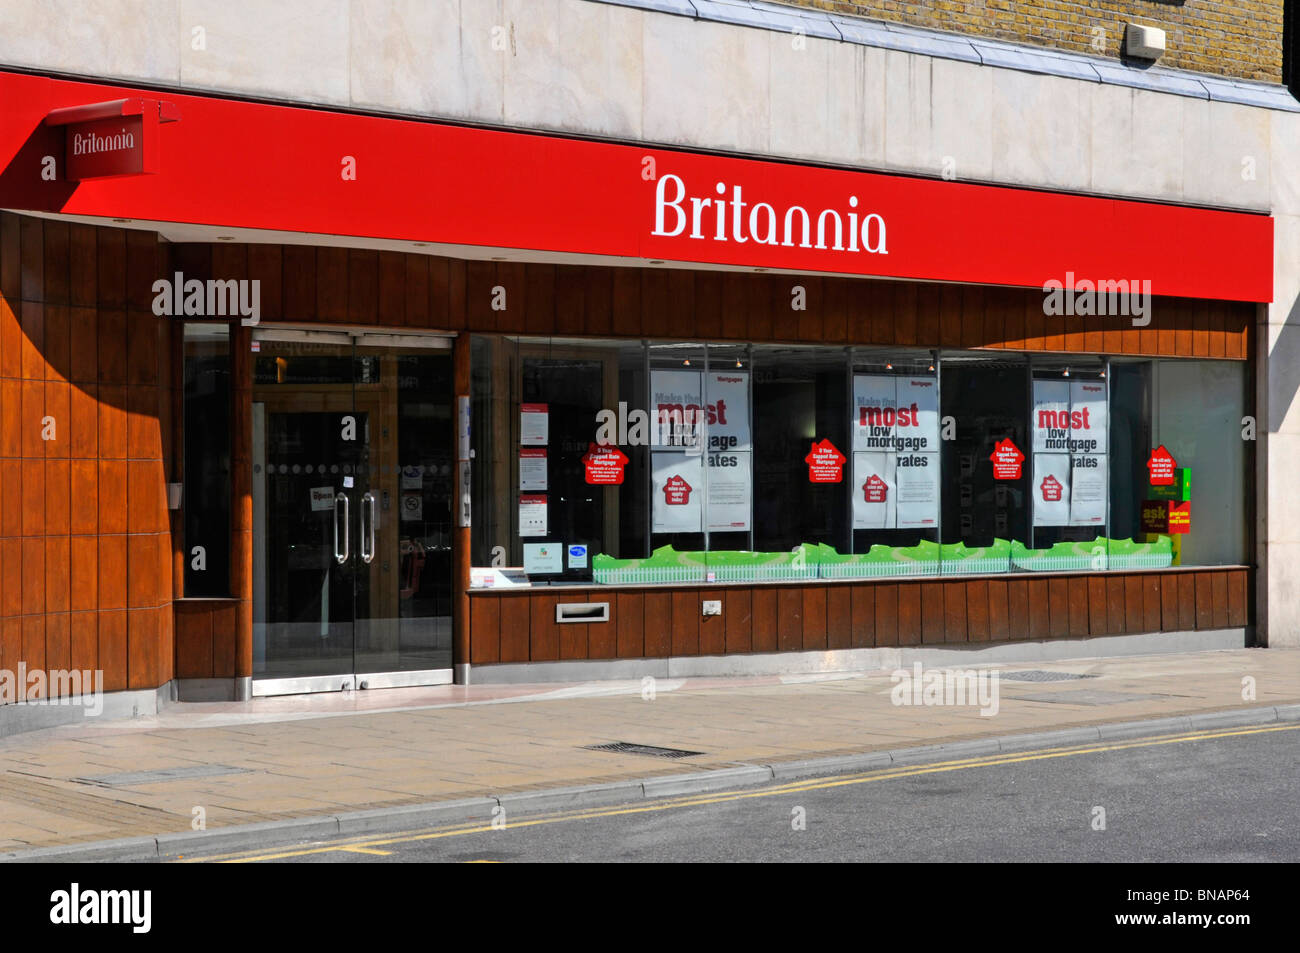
<box><xmin>885</xmin><ymin>361</ymin><xmax>893</xmax><ymax>371</ymax></box>
<box><xmin>217</xmin><ymin>236</ymin><xmax>236</xmax><ymax>241</ymax></box>
<box><xmin>1063</xmin><ymin>368</ymin><xmax>1071</xmax><ymax>377</ymax></box>
<box><xmin>735</xmin><ymin>359</ymin><xmax>742</xmax><ymax>368</ymax></box>
<box><xmin>649</xmin><ymin>260</ymin><xmax>665</xmax><ymax>265</ymax></box>
<box><xmin>927</xmin><ymin>363</ymin><xmax>935</xmax><ymax>372</ymax></box>
<box><xmin>112</xmin><ymin>218</ymin><xmax>131</xmax><ymax>224</ymax></box>
<box><xmin>683</xmin><ymin>358</ymin><xmax>691</xmax><ymax>366</ymax></box>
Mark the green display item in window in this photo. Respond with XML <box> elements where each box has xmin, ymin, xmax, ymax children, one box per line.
<box><xmin>590</xmin><ymin>535</ymin><xmax>1172</xmax><ymax>584</ymax></box>
<box><xmin>592</xmin><ymin>544</ymin><xmax>825</xmax><ymax>584</ymax></box>
<box><xmin>1010</xmin><ymin>536</ymin><xmax>1173</xmax><ymax>572</ymax></box>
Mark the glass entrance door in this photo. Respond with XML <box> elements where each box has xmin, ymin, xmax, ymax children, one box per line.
<box><xmin>251</xmin><ymin>332</ymin><xmax>454</xmax><ymax>694</ymax></box>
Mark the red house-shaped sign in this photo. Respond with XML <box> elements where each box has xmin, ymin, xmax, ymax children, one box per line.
<box><xmin>990</xmin><ymin>438</ymin><xmax>1024</xmax><ymax>480</ymax></box>
<box><xmin>662</xmin><ymin>474</ymin><xmax>693</xmax><ymax>505</ymax></box>
<box><xmin>805</xmin><ymin>438</ymin><xmax>846</xmax><ymax>483</ymax></box>
<box><xmin>583</xmin><ymin>443</ymin><xmax>629</xmax><ymax>485</ymax></box>
<box><xmin>1040</xmin><ymin>474</ymin><xmax>1063</xmax><ymax>502</ymax></box>
<box><xmin>1147</xmin><ymin>445</ymin><xmax>1177</xmax><ymax>486</ymax></box>
<box><xmin>863</xmin><ymin>474</ymin><xmax>888</xmax><ymax>502</ymax></box>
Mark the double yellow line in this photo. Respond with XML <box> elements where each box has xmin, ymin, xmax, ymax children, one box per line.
<box><xmin>188</xmin><ymin>723</ymin><xmax>1298</xmax><ymax>863</ymax></box>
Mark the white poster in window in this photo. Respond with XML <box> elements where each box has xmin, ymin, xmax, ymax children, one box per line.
<box><xmin>519</xmin><ymin>448</ymin><xmax>548</xmax><ymax>491</ymax></box>
<box><xmin>1069</xmin><ymin>380</ymin><xmax>1107</xmax><ymax>453</ymax></box>
<box><xmin>1032</xmin><ymin>453</ymin><xmax>1072</xmax><ymax>526</ymax></box>
<box><xmin>706</xmin><ymin>450</ymin><xmax>751</xmax><ymax>531</ymax></box>
<box><xmin>1033</xmin><ymin>380</ymin><xmax>1107</xmax><ymax>454</ymax></box>
<box><xmin>520</xmin><ymin>403</ymin><xmax>549</xmax><ymax>446</ymax></box>
<box><xmin>852</xmin><ymin>452</ymin><xmax>895</xmax><ymax>529</ymax></box>
<box><xmin>852</xmin><ymin>375</ymin><xmax>899</xmax><ymax>451</ymax></box>
<box><xmin>853</xmin><ymin>375</ymin><xmax>939</xmax><ymax>452</ymax></box>
<box><xmin>652</xmin><ymin>452</ymin><xmax>703</xmax><ymax>533</ymax></box>
<box><xmin>895</xmin><ymin>453</ymin><xmax>940</xmax><ymax>528</ymax></box>
<box><xmin>1033</xmin><ymin>379</ymin><xmax>1107</xmax><ymax>526</ymax></box>
<box><xmin>894</xmin><ymin>376</ymin><xmax>940</xmax><ymax>452</ymax></box>
<box><xmin>519</xmin><ymin>494</ymin><xmax>548</xmax><ymax>537</ymax></box>
<box><xmin>1031</xmin><ymin>381</ymin><xmax>1070</xmax><ymax>454</ymax></box>
<box><xmin>651</xmin><ymin>370</ymin><xmax>701</xmax><ymax>449</ymax></box>
<box><xmin>400</xmin><ymin>491</ymin><xmax>422</xmax><ymax>521</ymax></box>
<box><xmin>1069</xmin><ymin>454</ymin><xmax>1107</xmax><ymax>525</ymax></box>
<box><xmin>310</xmin><ymin>486</ymin><xmax>335</xmax><ymax>512</ymax></box>
<box><xmin>703</xmin><ymin>371</ymin><xmax>751</xmax><ymax>452</ymax></box>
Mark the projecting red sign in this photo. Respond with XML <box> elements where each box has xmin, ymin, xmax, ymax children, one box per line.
<box><xmin>1147</xmin><ymin>446</ymin><xmax>1177</xmax><ymax>485</ymax></box>
<box><xmin>43</xmin><ymin>97</ymin><xmax>180</xmax><ymax>181</ymax></box>
<box><xmin>583</xmin><ymin>443</ymin><xmax>629</xmax><ymax>485</ymax></box>
<box><xmin>805</xmin><ymin>439</ymin><xmax>846</xmax><ymax>483</ymax></box>
<box><xmin>662</xmin><ymin>474</ymin><xmax>692</xmax><ymax>505</ymax></box>
<box><xmin>990</xmin><ymin>438</ymin><xmax>1025</xmax><ymax>480</ymax></box>
<box><xmin>863</xmin><ymin>474</ymin><xmax>888</xmax><ymax>502</ymax></box>
<box><xmin>1040</xmin><ymin>474</ymin><xmax>1064</xmax><ymax>502</ymax></box>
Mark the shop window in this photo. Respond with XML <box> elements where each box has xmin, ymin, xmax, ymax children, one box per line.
<box><xmin>751</xmin><ymin>345</ymin><xmax>849</xmax><ymax>556</ymax></box>
<box><xmin>182</xmin><ymin>323</ymin><xmax>232</xmax><ymax>596</ymax></box>
<box><xmin>470</xmin><ymin>335</ymin><xmax>1251</xmax><ymax>585</ymax></box>
<box><xmin>849</xmin><ymin>349</ymin><xmax>940</xmax><ymax>576</ymax></box>
<box><xmin>1027</xmin><ymin>359</ymin><xmax>1109</xmax><ymax>553</ymax></box>
<box><xmin>1110</xmin><ymin>358</ymin><xmax>1249</xmax><ymax>568</ymax></box>
<box><xmin>471</xmin><ymin>336</ymin><xmax>645</xmax><ymax>582</ymax></box>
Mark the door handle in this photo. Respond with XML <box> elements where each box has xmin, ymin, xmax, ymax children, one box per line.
<box><xmin>334</xmin><ymin>492</ymin><xmax>349</xmax><ymax>564</ymax></box>
<box><xmin>361</xmin><ymin>491</ymin><xmax>376</xmax><ymax>564</ymax></box>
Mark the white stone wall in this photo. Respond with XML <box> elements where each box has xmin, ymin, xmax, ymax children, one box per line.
<box><xmin>2</xmin><ymin>0</ymin><xmax>1296</xmax><ymax>644</ymax></box>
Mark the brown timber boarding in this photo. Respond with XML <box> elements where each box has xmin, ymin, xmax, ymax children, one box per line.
<box><xmin>0</xmin><ymin>213</ymin><xmax>177</xmax><ymax>697</ymax></box>
<box><xmin>0</xmin><ymin>215</ymin><xmax>1259</xmax><ymax>699</ymax></box>
<box><xmin>186</xmin><ymin>242</ymin><xmax>1254</xmax><ymax>359</ymax></box>
<box><xmin>467</xmin><ymin>568</ymin><xmax>1253</xmax><ymax>664</ymax></box>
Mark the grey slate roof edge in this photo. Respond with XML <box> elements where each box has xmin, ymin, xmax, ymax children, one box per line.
<box><xmin>593</xmin><ymin>0</ymin><xmax>1300</xmax><ymax>113</ymax></box>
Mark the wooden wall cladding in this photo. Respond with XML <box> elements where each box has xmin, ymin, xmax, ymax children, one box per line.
<box><xmin>191</xmin><ymin>242</ymin><xmax>1256</xmax><ymax>359</ymax></box>
<box><xmin>467</xmin><ymin>569</ymin><xmax>1251</xmax><ymax>664</ymax></box>
<box><xmin>0</xmin><ymin>213</ymin><xmax>175</xmax><ymax>697</ymax></box>
<box><xmin>173</xmin><ymin>598</ymin><xmax>239</xmax><ymax>679</ymax></box>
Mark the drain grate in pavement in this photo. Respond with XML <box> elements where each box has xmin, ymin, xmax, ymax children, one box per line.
<box><xmin>75</xmin><ymin>765</ymin><xmax>252</xmax><ymax>786</ymax></box>
<box><xmin>584</xmin><ymin>742</ymin><xmax>704</xmax><ymax>759</ymax></box>
<box><xmin>998</xmin><ymin>670</ymin><xmax>1099</xmax><ymax>683</ymax></box>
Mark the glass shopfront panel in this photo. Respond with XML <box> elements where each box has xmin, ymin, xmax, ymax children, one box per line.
<box><xmin>470</xmin><ymin>335</ymin><xmax>1250</xmax><ymax>586</ymax></box>
<box><xmin>252</xmin><ymin>333</ymin><xmax>453</xmax><ymax>686</ymax></box>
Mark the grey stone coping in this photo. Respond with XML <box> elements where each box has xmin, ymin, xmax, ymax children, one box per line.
<box><xmin>594</xmin><ymin>0</ymin><xmax>1300</xmax><ymax>113</ymax></box>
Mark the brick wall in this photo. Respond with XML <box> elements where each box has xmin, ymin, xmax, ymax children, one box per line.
<box><xmin>785</xmin><ymin>1</ymin><xmax>1283</xmax><ymax>83</ymax></box>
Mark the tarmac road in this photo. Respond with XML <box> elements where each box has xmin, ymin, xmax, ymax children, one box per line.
<box><xmin>209</xmin><ymin>723</ymin><xmax>1300</xmax><ymax>863</ymax></box>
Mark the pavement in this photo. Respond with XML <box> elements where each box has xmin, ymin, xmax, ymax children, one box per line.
<box><xmin>0</xmin><ymin>647</ymin><xmax>1297</xmax><ymax>861</ymax></box>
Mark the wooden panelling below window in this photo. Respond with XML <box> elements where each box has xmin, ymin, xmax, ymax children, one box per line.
<box><xmin>467</xmin><ymin>568</ymin><xmax>1251</xmax><ymax>664</ymax></box>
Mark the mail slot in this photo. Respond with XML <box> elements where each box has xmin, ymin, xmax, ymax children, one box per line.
<box><xmin>555</xmin><ymin>602</ymin><xmax>610</xmax><ymax>623</ymax></box>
